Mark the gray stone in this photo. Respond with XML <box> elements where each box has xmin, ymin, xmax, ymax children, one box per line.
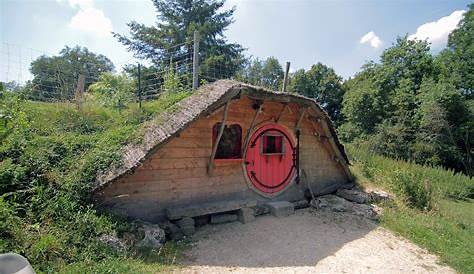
<box><xmin>293</xmin><ymin>199</ymin><xmax>310</xmax><ymax>209</ymax></box>
<box><xmin>176</xmin><ymin>217</ymin><xmax>195</xmax><ymax>236</ymax></box>
<box><xmin>266</xmin><ymin>201</ymin><xmax>294</xmax><ymax>217</ymax></box>
<box><xmin>176</xmin><ymin>217</ymin><xmax>195</xmax><ymax>227</ymax></box>
<box><xmin>314</xmin><ymin>195</ymin><xmax>383</xmax><ymax>220</ymax></box>
<box><xmin>254</xmin><ymin>205</ymin><xmax>270</xmax><ymax>216</ymax></box>
<box><xmin>211</xmin><ymin>213</ymin><xmax>238</xmax><ymax>224</ymax></box>
<box><xmin>159</xmin><ymin>221</ymin><xmax>184</xmax><ymax>241</ymax></box>
<box><xmin>238</xmin><ymin>208</ymin><xmax>255</xmax><ymax>223</ymax></box>
<box><xmin>315</xmin><ymin>195</ymin><xmax>353</xmax><ymax>212</ymax></box>
<box><xmin>336</xmin><ymin>188</ymin><xmax>369</xmax><ymax>204</ymax></box>
<box><xmin>369</xmin><ymin>190</ymin><xmax>393</xmax><ymax>203</ymax></box>
<box><xmin>166</xmin><ymin>199</ymin><xmax>258</xmax><ymax>220</ymax></box>
<box><xmin>0</xmin><ymin>253</ymin><xmax>35</xmax><ymax>274</ymax></box>
<box><xmin>137</xmin><ymin>223</ymin><xmax>166</xmax><ymax>249</ymax></box>
<box><xmin>98</xmin><ymin>234</ymin><xmax>127</xmax><ymax>252</ymax></box>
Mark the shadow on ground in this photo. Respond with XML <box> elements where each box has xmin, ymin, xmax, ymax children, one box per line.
<box><xmin>180</xmin><ymin>208</ymin><xmax>376</xmax><ymax>268</ymax></box>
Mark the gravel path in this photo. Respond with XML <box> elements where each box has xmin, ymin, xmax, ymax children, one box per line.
<box><xmin>177</xmin><ymin>208</ymin><xmax>454</xmax><ymax>274</ymax></box>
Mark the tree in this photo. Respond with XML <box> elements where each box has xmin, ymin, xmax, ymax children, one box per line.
<box><xmin>340</xmin><ymin>34</ymin><xmax>473</xmax><ymax>175</ymax></box>
<box><xmin>30</xmin><ymin>46</ymin><xmax>114</xmax><ymax>101</ymax></box>
<box><xmin>260</xmin><ymin>57</ymin><xmax>283</xmax><ymax>90</ymax></box>
<box><xmin>236</xmin><ymin>56</ymin><xmax>283</xmax><ymax>90</ymax></box>
<box><xmin>439</xmin><ymin>4</ymin><xmax>474</xmax><ymax>99</ymax></box>
<box><xmin>114</xmin><ymin>0</ymin><xmax>244</xmax><ymax>81</ymax></box>
<box><xmin>288</xmin><ymin>63</ymin><xmax>345</xmax><ymax>124</ymax></box>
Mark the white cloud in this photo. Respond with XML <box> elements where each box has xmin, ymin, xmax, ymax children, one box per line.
<box><xmin>359</xmin><ymin>31</ymin><xmax>382</xmax><ymax>48</ymax></box>
<box><xmin>57</xmin><ymin>0</ymin><xmax>112</xmax><ymax>37</ymax></box>
<box><xmin>409</xmin><ymin>10</ymin><xmax>465</xmax><ymax>47</ymax></box>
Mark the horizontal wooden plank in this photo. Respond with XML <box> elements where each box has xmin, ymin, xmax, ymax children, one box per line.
<box><xmin>131</xmin><ymin>165</ymin><xmax>242</xmax><ymax>181</ymax></box>
<box><xmin>142</xmin><ymin>157</ymin><xmax>243</xmax><ymax>170</ymax></box>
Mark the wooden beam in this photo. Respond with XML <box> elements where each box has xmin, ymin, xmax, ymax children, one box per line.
<box><xmin>242</xmin><ymin>102</ymin><xmax>263</xmax><ymax>156</ymax></box>
<box><xmin>208</xmin><ymin>101</ymin><xmax>231</xmax><ymax>175</ymax></box>
<box><xmin>274</xmin><ymin>103</ymin><xmax>287</xmax><ymax>123</ymax></box>
<box><xmin>295</xmin><ymin>107</ymin><xmax>307</xmax><ymax>130</ymax></box>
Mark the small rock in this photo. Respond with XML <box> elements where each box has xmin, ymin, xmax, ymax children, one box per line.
<box><xmin>238</xmin><ymin>207</ymin><xmax>255</xmax><ymax>223</ymax></box>
<box><xmin>254</xmin><ymin>205</ymin><xmax>270</xmax><ymax>216</ymax></box>
<box><xmin>137</xmin><ymin>223</ymin><xmax>166</xmax><ymax>249</ymax></box>
<box><xmin>211</xmin><ymin>213</ymin><xmax>238</xmax><ymax>224</ymax></box>
<box><xmin>313</xmin><ymin>195</ymin><xmax>383</xmax><ymax>220</ymax></box>
<box><xmin>369</xmin><ymin>190</ymin><xmax>393</xmax><ymax>203</ymax></box>
<box><xmin>293</xmin><ymin>199</ymin><xmax>310</xmax><ymax>209</ymax></box>
<box><xmin>336</xmin><ymin>188</ymin><xmax>369</xmax><ymax>204</ymax></box>
<box><xmin>160</xmin><ymin>221</ymin><xmax>184</xmax><ymax>241</ymax></box>
<box><xmin>98</xmin><ymin>234</ymin><xmax>126</xmax><ymax>252</ymax></box>
<box><xmin>315</xmin><ymin>195</ymin><xmax>353</xmax><ymax>212</ymax></box>
<box><xmin>176</xmin><ymin>217</ymin><xmax>196</xmax><ymax>236</ymax></box>
<box><xmin>176</xmin><ymin>217</ymin><xmax>195</xmax><ymax>228</ymax></box>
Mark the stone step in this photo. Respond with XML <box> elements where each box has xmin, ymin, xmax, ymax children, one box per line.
<box><xmin>265</xmin><ymin>201</ymin><xmax>294</xmax><ymax>217</ymax></box>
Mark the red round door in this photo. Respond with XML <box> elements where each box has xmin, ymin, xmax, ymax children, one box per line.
<box><xmin>245</xmin><ymin>124</ymin><xmax>296</xmax><ymax>194</ymax></box>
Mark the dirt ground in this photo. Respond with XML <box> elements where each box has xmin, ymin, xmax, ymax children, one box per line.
<box><xmin>176</xmin><ymin>208</ymin><xmax>454</xmax><ymax>274</ymax></box>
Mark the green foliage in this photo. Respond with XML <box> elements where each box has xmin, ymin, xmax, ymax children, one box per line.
<box><xmin>349</xmin><ymin>144</ymin><xmax>473</xmax><ymax>203</ymax></box>
<box><xmin>288</xmin><ymin>63</ymin><xmax>346</xmax><ymax>125</ymax></box>
<box><xmin>350</xmin><ymin>145</ymin><xmax>474</xmax><ymax>273</ymax></box>
<box><xmin>163</xmin><ymin>64</ymin><xmax>186</xmax><ymax>93</ymax></box>
<box><xmin>29</xmin><ymin>46</ymin><xmax>114</xmax><ymax>101</ymax></box>
<box><xmin>441</xmin><ymin>5</ymin><xmax>474</xmax><ymax>99</ymax></box>
<box><xmin>88</xmin><ymin>73</ymin><xmax>136</xmax><ymax>109</ymax></box>
<box><xmin>237</xmin><ymin>56</ymin><xmax>284</xmax><ymax>90</ymax></box>
<box><xmin>0</xmin><ymin>90</ymin><xmax>190</xmax><ymax>272</ymax></box>
<box><xmin>341</xmin><ymin>32</ymin><xmax>474</xmax><ymax>175</ymax></box>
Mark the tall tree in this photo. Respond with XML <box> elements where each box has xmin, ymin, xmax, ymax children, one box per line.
<box><xmin>29</xmin><ymin>46</ymin><xmax>114</xmax><ymax>101</ymax></box>
<box><xmin>288</xmin><ymin>63</ymin><xmax>345</xmax><ymax>125</ymax></box>
<box><xmin>114</xmin><ymin>0</ymin><xmax>244</xmax><ymax>81</ymax></box>
<box><xmin>439</xmin><ymin>4</ymin><xmax>474</xmax><ymax>99</ymax></box>
<box><xmin>236</xmin><ymin>56</ymin><xmax>283</xmax><ymax>90</ymax></box>
<box><xmin>341</xmin><ymin>35</ymin><xmax>473</xmax><ymax>175</ymax></box>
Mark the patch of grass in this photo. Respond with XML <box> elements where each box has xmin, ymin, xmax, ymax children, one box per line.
<box><xmin>0</xmin><ymin>91</ymin><xmax>191</xmax><ymax>272</ymax></box>
<box><xmin>59</xmin><ymin>241</ymin><xmax>187</xmax><ymax>274</ymax></box>
<box><xmin>348</xmin><ymin>144</ymin><xmax>474</xmax><ymax>273</ymax></box>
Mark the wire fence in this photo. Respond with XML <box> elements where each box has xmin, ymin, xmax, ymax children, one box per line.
<box><xmin>1</xmin><ymin>31</ymin><xmax>247</xmax><ymax>106</ymax></box>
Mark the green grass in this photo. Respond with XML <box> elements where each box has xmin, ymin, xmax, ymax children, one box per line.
<box><xmin>348</xmin><ymin>145</ymin><xmax>474</xmax><ymax>273</ymax></box>
<box><xmin>59</xmin><ymin>241</ymin><xmax>187</xmax><ymax>274</ymax></box>
<box><xmin>0</xmin><ymin>91</ymin><xmax>191</xmax><ymax>272</ymax></box>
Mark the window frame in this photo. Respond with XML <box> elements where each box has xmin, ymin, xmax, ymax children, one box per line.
<box><xmin>212</xmin><ymin>123</ymin><xmax>243</xmax><ymax>161</ymax></box>
<box><xmin>260</xmin><ymin>133</ymin><xmax>286</xmax><ymax>155</ymax></box>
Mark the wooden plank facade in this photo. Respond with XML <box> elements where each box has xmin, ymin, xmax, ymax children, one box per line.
<box><xmin>93</xmin><ymin>81</ymin><xmax>351</xmax><ymax>222</ymax></box>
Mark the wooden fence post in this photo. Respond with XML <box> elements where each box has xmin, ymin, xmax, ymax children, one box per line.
<box><xmin>282</xmin><ymin>61</ymin><xmax>290</xmax><ymax>93</ymax></box>
<box><xmin>137</xmin><ymin>63</ymin><xmax>142</xmax><ymax>108</ymax></box>
<box><xmin>192</xmin><ymin>30</ymin><xmax>200</xmax><ymax>90</ymax></box>
<box><xmin>74</xmin><ymin>74</ymin><xmax>85</xmax><ymax>110</ymax></box>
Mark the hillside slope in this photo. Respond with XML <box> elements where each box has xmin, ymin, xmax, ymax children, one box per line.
<box><xmin>348</xmin><ymin>145</ymin><xmax>473</xmax><ymax>273</ymax></box>
<box><xmin>0</xmin><ymin>92</ymin><xmax>189</xmax><ymax>272</ymax></box>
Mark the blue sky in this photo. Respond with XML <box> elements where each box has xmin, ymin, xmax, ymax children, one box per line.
<box><xmin>0</xmin><ymin>0</ymin><xmax>471</xmax><ymax>83</ymax></box>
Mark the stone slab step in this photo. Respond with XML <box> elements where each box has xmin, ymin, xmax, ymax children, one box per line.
<box><xmin>166</xmin><ymin>199</ymin><xmax>257</xmax><ymax>220</ymax></box>
<box><xmin>266</xmin><ymin>201</ymin><xmax>294</xmax><ymax>217</ymax></box>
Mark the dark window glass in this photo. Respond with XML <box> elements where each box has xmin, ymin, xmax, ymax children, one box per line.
<box><xmin>212</xmin><ymin>123</ymin><xmax>242</xmax><ymax>159</ymax></box>
<box><xmin>262</xmin><ymin>134</ymin><xmax>284</xmax><ymax>154</ymax></box>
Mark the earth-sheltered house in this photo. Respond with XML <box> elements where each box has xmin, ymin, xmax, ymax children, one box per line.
<box><xmin>93</xmin><ymin>80</ymin><xmax>353</xmax><ymax>222</ymax></box>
